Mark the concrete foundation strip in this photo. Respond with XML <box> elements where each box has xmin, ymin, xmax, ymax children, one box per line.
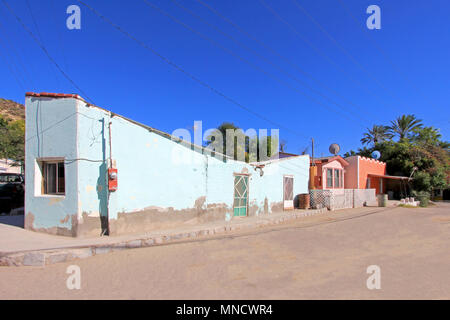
<box><xmin>0</xmin><ymin>207</ymin><xmax>389</xmax><ymax>267</ymax></box>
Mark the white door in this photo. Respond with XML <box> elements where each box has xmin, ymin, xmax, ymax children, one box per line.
<box><xmin>283</xmin><ymin>176</ymin><xmax>294</xmax><ymax>210</ymax></box>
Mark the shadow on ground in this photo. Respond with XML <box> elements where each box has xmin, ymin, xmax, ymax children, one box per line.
<box><xmin>0</xmin><ymin>210</ymin><xmax>24</xmax><ymax>228</ymax></box>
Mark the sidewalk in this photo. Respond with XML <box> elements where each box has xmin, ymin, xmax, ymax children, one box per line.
<box><xmin>0</xmin><ymin>206</ymin><xmax>381</xmax><ymax>267</ymax></box>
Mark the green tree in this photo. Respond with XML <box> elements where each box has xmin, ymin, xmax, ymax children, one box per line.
<box><xmin>360</xmin><ymin>125</ymin><xmax>392</xmax><ymax>146</ymax></box>
<box><xmin>410</xmin><ymin>126</ymin><xmax>442</xmax><ymax>146</ymax></box>
<box><xmin>346</xmin><ymin>115</ymin><xmax>448</xmax><ymax>194</ymax></box>
<box><xmin>348</xmin><ymin>140</ymin><xmax>449</xmax><ymax>193</ymax></box>
<box><xmin>0</xmin><ymin>115</ymin><xmax>25</xmax><ymax>163</ymax></box>
<box><xmin>205</xmin><ymin>122</ymin><xmax>278</xmax><ymax>162</ymax></box>
<box><xmin>205</xmin><ymin>122</ymin><xmax>245</xmax><ymax>161</ymax></box>
<box><xmin>247</xmin><ymin>134</ymin><xmax>279</xmax><ymax>162</ymax></box>
<box><xmin>343</xmin><ymin>150</ymin><xmax>357</xmax><ymax>158</ymax></box>
<box><xmin>344</xmin><ymin>146</ymin><xmax>372</xmax><ymax>158</ymax></box>
<box><xmin>279</xmin><ymin>139</ymin><xmax>287</xmax><ymax>152</ymax></box>
<box><xmin>388</xmin><ymin>114</ymin><xmax>423</xmax><ymax>140</ymax></box>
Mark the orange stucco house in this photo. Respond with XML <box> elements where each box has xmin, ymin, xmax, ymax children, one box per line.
<box><xmin>310</xmin><ymin>156</ymin><xmax>349</xmax><ymax>190</ymax></box>
<box><xmin>344</xmin><ymin>156</ymin><xmax>411</xmax><ymax>197</ymax></box>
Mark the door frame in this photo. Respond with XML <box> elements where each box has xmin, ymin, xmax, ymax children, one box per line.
<box><xmin>283</xmin><ymin>174</ymin><xmax>294</xmax><ymax>210</ymax></box>
<box><xmin>233</xmin><ymin>173</ymin><xmax>250</xmax><ymax>217</ymax></box>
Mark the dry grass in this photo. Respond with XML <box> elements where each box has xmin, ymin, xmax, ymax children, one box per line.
<box><xmin>0</xmin><ymin>98</ymin><xmax>25</xmax><ymax>121</ymax></box>
<box><xmin>397</xmin><ymin>204</ymin><xmax>420</xmax><ymax>208</ymax></box>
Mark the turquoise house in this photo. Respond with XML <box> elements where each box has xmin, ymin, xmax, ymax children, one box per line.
<box><xmin>24</xmin><ymin>93</ymin><xmax>310</xmax><ymax>237</ymax></box>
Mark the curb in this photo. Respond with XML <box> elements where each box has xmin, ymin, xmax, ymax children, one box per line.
<box><xmin>0</xmin><ymin>208</ymin><xmax>327</xmax><ymax>267</ymax></box>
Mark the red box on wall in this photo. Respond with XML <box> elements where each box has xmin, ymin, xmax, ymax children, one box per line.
<box><xmin>108</xmin><ymin>168</ymin><xmax>118</xmax><ymax>192</ymax></box>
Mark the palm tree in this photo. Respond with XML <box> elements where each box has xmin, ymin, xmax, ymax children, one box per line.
<box><xmin>361</xmin><ymin>125</ymin><xmax>392</xmax><ymax>146</ymax></box>
<box><xmin>388</xmin><ymin>114</ymin><xmax>423</xmax><ymax>140</ymax></box>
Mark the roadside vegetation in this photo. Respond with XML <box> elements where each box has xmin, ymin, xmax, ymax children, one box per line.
<box><xmin>0</xmin><ymin>99</ymin><xmax>25</xmax><ymax>165</ymax></box>
<box><xmin>345</xmin><ymin>114</ymin><xmax>450</xmax><ymax>202</ymax></box>
<box><xmin>0</xmin><ymin>97</ymin><xmax>448</xmax><ymax>203</ymax></box>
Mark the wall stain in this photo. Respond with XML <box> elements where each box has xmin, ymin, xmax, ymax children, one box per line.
<box><xmin>25</xmin><ymin>211</ymin><xmax>78</xmax><ymax>237</ymax></box>
<box><xmin>26</xmin><ymin>199</ymin><xmax>286</xmax><ymax>238</ymax></box>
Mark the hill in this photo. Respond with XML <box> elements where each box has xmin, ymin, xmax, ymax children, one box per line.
<box><xmin>0</xmin><ymin>98</ymin><xmax>25</xmax><ymax>122</ymax></box>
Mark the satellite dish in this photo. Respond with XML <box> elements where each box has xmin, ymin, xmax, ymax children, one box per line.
<box><xmin>372</xmin><ymin>150</ymin><xmax>381</xmax><ymax>160</ymax></box>
<box><xmin>329</xmin><ymin>143</ymin><xmax>340</xmax><ymax>155</ymax></box>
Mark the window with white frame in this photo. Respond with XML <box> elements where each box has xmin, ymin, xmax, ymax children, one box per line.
<box><xmin>40</xmin><ymin>161</ymin><xmax>65</xmax><ymax>195</ymax></box>
<box><xmin>326</xmin><ymin>169</ymin><xmax>333</xmax><ymax>188</ymax></box>
<box><xmin>334</xmin><ymin>169</ymin><xmax>342</xmax><ymax>188</ymax></box>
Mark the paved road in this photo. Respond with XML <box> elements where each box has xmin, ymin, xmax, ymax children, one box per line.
<box><xmin>1</xmin><ymin>204</ymin><xmax>449</xmax><ymax>299</ymax></box>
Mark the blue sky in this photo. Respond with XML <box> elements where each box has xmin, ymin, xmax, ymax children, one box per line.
<box><xmin>0</xmin><ymin>0</ymin><xmax>448</xmax><ymax>157</ymax></box>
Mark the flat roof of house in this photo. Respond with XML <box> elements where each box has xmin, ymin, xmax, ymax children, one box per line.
<box><xmin>25</xmin><ymin>92</ymin><xmax>297</xmax><ymax>165</ymax></box>
<box><xmin>251</xmin><ymin>154</ymin><xmax>308</xmax><ymax>167</ymax></box>
<box><xmin>25</xmin><ymin>92</ymin><xmax>235</xmax><ymax>160</ymax></box>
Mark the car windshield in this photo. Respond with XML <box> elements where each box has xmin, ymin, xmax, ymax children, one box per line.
<box><xmin>0</xmin><ymin>175</ymin><xmax>21</xmax><ymax>183</ymax></box>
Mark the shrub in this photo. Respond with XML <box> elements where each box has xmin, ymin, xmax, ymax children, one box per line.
<box><xmin>415</xmin><ymin>191</ymin><xmax>430</xmax><ymax>207</ymax></box>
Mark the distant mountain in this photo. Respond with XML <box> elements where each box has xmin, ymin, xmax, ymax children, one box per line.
<box><xmin>0</xmin><ymin>98</ymin><xmax>25</xmax><ymax>122</ymax></box>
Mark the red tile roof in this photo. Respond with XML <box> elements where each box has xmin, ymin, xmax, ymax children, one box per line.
<box><xmin>311</xmin><ymin>155</ymin><xmax>349</xmax><ymax>166</ymax></box>
<box><xmin>25</xmin><ymin>92</ymin><xmax>86</xmax><ymax>102</ymax></box>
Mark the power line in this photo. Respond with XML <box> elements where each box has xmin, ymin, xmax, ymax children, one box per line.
<box><xmin>295</xmin><ymin>0</ymin><xmax>447</xmax><ymax>128</ymax></box>
<box><xmin>1</xmin><ymin>0</ymin><xmax>95</xmax><ymax>104</ymax></box>
<box><xmin>170</xmin><ymin>0</ymin><xmax>371</xmax><ymax>123</ymax></box>
<box><xmin>50</xmin><ymin>0</ymin><xmax>69</xmax><ymax>73</ymax></box>
<box><xmin>25</xmin><ymin>0</ymin><xmax>62</xmax><ymax>89</ymax></box>
<box><xmin>141</xmin><ymin>0</ymin><xmax>363</xmax><ymax>125</ymax></box>
<box><xmin>0</xmin><ymin>14</ymin><xmax>28</xmax><ymax>90</ymax></box>
<box><xmin>335</xmin><ymin>0</ymin><xmax>438</xmax><ymax>111</ymax></box>
<box><xmin>0</xmin><ymin>37</ymin><xmax>27</xmax><ymax>89</ymax></box>
<box><xmin>290</xmin><ymin>0</ymin><xmax>402</xmax><ymax>107</ymax></box>
<box><xmin>0</xmin><ymin>45</ymin><xmax>25</xmax><ymax>92</ymax></box>
<box><xmin>258</xmin><ymin>0</ymin><xmax>381</xmax><ymax>100</ymax></box>
<box><xmin>25</xmin><ymin>0</ymin><xmax>43</xmax><ymax>43</ymax></box>
<box><xmin>76</xmin><ymin>0</ymin><xmax>310</xmax><ymax>141</ymax></box>
<box><xmin>0</xmin><ymin>19</ymin><xmax>35</xmax><ymax>88</ymax></box>
<box><xmin>194</xmin><ymin>0</ymin><xmax>370</xmax><ymax>122</ymax></box>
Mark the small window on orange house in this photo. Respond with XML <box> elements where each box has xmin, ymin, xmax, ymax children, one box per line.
<box><xmin>326</xmin><ymin>169</ymin><xmax>333</xmax><ymax>188</ymax></box>
<box><xmin>334</xmin><ymin>169</ymin><xmax>341</xmax><ymax>188</ymax></box>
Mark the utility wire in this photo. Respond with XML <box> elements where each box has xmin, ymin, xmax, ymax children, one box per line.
<box><xmin>25</xmin><ymin>0</ymin><xmax>43</xmax><ymax>43</ymax></box>
<box><xmin>50</xmin><ymin>0</ymin><xmax>69</xmax><ymax>74</ymax></box>
<box><xmin>0</xmin><ymin>13</ymin><xmax>28</xmax><ymax>90</ymax></box>
<box><xmin>65</xmin><ymin>158</ymin><xmax>105</xmax><ymax>164</ymax></box>
<box><xmin>1</xmin><ymin>0</ymin><xmax>95</xmax><ymax>104</ymax></box>
<box><xmin>195</xmin><ymin>0</ymin><xmax>370</xmax><ymax>121</ymax></box>
<box><xmin>258</xmin><ymin>0</ymin><xmax>381</xmax><ymax>100</ymax></box>
<box><xmin>290</xmin><ymin>0</ymin><xmax>403</xmax><ymax>107</ymax></box>
<box><xmin>0</xmin><ymin>45</ymin><xmax>25</xmax><ymax>92</ymax></box>
<box><xmin>297</xmin><ymin>0</ymin><xmax>446</xmax><ymax>127</ymax></box>
<box><xmin>25</xmin><ymin>0</ymin><xmax>62</xmax><ymax>89</ymax></box>
<box><xmin>0</xmin><ymin>36</ymin><xmax>27</xmax><ymax>89</ymax></box>
<box><xmin>0</xmin><ymin>19</ymin><xmax>35</xmax><ymax>88</ymax></box>
<box><xmin>76</xmin><ymin>0</ymin><xmax>310</xmax><ymax>141</ymax></box>
<box><xmin>141</xmin><ymin>0</ymin><xmax>362</xmax><ymax>125</ymax></box>
<box><xmin>336</xmin><ymin>0</ymin><xmax>440</xmax><ymax>112</ymax></box>
<box><xmin>170</xmin><ymin>0</ymin><xmax>371</xmax><ymax>123</ymax></box>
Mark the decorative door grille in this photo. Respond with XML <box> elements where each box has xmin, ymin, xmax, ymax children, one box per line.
<box><xmin>233</xmin><ymin>175</ymin><xmax>248</xmax><ymax>216</ymax></box>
